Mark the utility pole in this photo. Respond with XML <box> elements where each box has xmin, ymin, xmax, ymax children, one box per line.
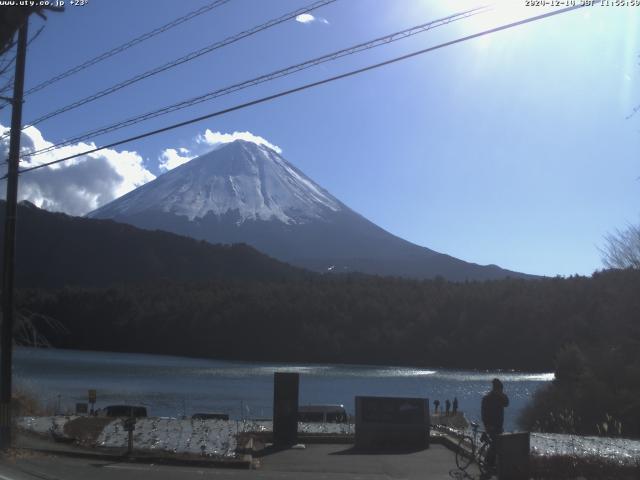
<box><xmin>0</xmin><ymin>18</ymin><xmax>28</xmax><ymax>450</ymax></box>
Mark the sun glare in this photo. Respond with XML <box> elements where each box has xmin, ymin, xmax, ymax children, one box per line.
<box><xmin>463</xmin><ymin>0</ymin><xmax>537</xmax><ymax>30</ymax></box>
<box><xmin>408</xmin><ymin>0</ymin><xmax>581</xmax><ymax>51</ymax></box>
<box><xmin>438</xmin><ymin>1</ymin><xmax>537</xmax><ymax>50</ymax></box>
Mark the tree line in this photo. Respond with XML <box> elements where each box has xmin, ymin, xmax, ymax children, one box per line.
<box><xmin>15</xmin><ymin>269</ymin><xmax>637</xmax><ymax>368</ymax></box>
<box><xmin>16</xmin><ymin>268</ymin><xmax>640</xmax><ymax>436</ymax></box>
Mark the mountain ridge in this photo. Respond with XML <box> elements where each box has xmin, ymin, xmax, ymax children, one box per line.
<box><xmin>89</xmin><ymin>139</ymin><xmax>534</xmax><ymax>281</ymax></box>
<box><xmin>0</xmin><ymin>200</ymin><xmax>306</xmax><ymax>289</ymax></box>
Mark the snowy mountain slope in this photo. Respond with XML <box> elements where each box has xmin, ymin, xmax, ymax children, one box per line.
<box><xmin>90</xmin><ymin>140</ymin><xmax>341</xmax><ymax>224</ymax></box>
<box><xmin>89</xmin><ymin>140</ymin><xmax>531</xmax><ymax>281</ymax></box>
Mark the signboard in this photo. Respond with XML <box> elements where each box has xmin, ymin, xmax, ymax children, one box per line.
<box><xmin>88</xmin><ymin>389</ymin><xmax>96</xmax><ymax>404</ymax></box>
<box><xmin>273</xmin><ymin>372</ymin><xmax>299</xmax><ymax>446</ymax></box>
<box><xmin>123</xmin><ymin>417</ymin><xmax>137</xmax><ymax>432</ymax></box>
<box><xmin>361</xmin><ymin>397</ymin><xmax>426</xmax><ymax>424</ymax></box>
<box><xmin>355</xmin><ymin>396</ymin><xmax>430</xmax><ymax>451</ymax></box>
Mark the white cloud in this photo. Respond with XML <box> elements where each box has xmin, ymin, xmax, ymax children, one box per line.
<box><xmin>197</xmin><ymin>130</ymin><xmax>282</xmax><ymax>154</ymax></box>
<box><xmin>295</xmin><ymin>13</ymin><xmax>329</xmax><ymax>24</ymax></box>
<box><xmin>155</xmin><ymin>130</ymin><xmax>283</xmax><ymax>172</ymax></box>
<box><xmin>0</xmin><ymin>124</ymin><xmax>155</xmax><ymax>216</ymax></box>
<box><xmin>158</xmin><ymin>147</ymin><xmax>195</xmax><ymax>172</ymax></box>
<box><xmin>0</xmin><ymin>124</ymin><xmax>284</xmax><ymax>214</ymax></box>
<box><xmin>296</xmin><ymin>13</ymin><xmax>315</xmax><ymax>23</ymax></box>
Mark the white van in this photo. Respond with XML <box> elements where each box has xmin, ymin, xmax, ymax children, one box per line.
<box><xmin>298</xmin><ymin>404</ymin><xmax>348</xmax><ymax>423</ymax></box>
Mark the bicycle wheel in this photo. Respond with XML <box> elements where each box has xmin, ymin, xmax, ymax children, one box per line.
<box><xmin>477</xmin><ymin>440</ymin><xmax>492</xmax><ymax>476</ymax></box>
<box><xmin>455</xmin><ymin>435</ymin><xmax>475</xmax><ymax>471</ymax></box>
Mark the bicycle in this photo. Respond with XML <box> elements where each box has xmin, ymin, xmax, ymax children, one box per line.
<box><xmin>454</xmin><ymin>422</ymin><xmax>494</xmax><ymax>477</ymax></box>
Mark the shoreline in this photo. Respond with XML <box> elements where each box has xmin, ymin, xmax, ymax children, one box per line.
<box><xmin>15</xmin><ymin>345</ymin><xmax>556</xmax><ymax>376</ymax></box>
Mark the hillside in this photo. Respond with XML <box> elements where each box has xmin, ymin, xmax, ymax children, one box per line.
<box><xmin>0</xmin><ymin>201</ymin><xmax>305</xmax><ymax>288</ymax></box>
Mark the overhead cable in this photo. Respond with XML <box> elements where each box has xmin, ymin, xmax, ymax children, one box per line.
<box><xmin>22</xmin><ymin>6</ymin><xmax>488</xmax><ymax>159</ymax></box>
<box><xmin>8</xmin><ymin>0</ymin><xmax>336</xmax><ymax>137</ymax></box>
<box><xmin>23</xmin><ymin>0</ymin><xmax>232</xmax><ymax>97</ymax></box>
<box><xmin>14</xmin><ymin>2</ymin><xmax>593</xmax><ymax>178</ymax></box>
<box><xmin>0</xmin><ymin>25</ymin><xmax>44</xmax><ymax>110</ymax></box>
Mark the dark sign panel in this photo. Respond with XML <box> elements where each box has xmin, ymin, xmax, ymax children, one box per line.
<box><xmin>123</xmin><ymin>417</ymin><xmax>137</xmax><ymax>432</ymax></box>
<box><xmin>273</xmin><ymin>372</ymin><xmax>299</xmax><ymax>446</ymax></box>
<box><xmin>361</xmin><ymin>397</ymin><xmax>425</xmax><ymax>424</ymax></box>
<box><xmin>355</xmin><ymin>396</ymin><xmax>430</xmax><ymax>451</ymax></box>
<box><xmin>104</xmin><ymin>405</ymin><xmax>147</xmax><ymax>417</ymax></box>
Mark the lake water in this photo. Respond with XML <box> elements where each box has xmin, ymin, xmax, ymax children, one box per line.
<box><xmin>14</xmin><ymin>347</ymin><xmax>553</xmax><ymax>431</ymax></box>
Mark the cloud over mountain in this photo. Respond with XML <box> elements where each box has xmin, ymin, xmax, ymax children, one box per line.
<box><xmin>197</xmin><ymin>130</ymin><xmax>282</xmax><ymax>154</ymax></box>
<box><xmin>0</xmin><ymin>125</ymin><xmax>282</xmax><ymax>216</ymax></box>
<box><xmin>0</xmin><ymin>124</ymin><xmax>155</xmax><ymax>216</ymax></box>
<box><xmin>157</xmin><ymin>130</ymin><xmax>283</xmax><ymax>173</ymax></box>
<box><xmin>157</xmin><ymin>130</ymin><xmax>283</xmax><ymax>174</ymax></box>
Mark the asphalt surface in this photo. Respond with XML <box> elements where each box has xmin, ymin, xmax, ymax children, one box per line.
<box><xmin>0</xmin><ymin>443</ymin><xmax>479</xmax><ymax>480</ymax></box>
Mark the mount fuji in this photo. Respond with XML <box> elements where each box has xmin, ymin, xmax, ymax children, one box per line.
<box><xmin>88</xmin><ymin>140</ymin><xmax>529</xmax><ymax>280</ymax></box>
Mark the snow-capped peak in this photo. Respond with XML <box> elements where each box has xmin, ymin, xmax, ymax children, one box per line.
<box><xmin>88</xmin><ymin>140</ymin><xmax>342</xmax><ymax>225</ymax></box>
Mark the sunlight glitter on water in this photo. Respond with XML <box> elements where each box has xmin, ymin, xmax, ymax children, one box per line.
<box><xmin>13</xmin><ymin>347</ymin><xmax>553</xmax><ymax>431</ymax></box>
<box><xmin>433</xmin><ymin>371</ymin><xmax>555</xmax><ymax>382</ymax></box>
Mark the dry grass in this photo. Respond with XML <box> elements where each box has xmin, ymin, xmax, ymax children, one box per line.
<box><xmin>11</xmin><ymin>387</ymin><xmax>50</xmax><ymax>417</ymax></box>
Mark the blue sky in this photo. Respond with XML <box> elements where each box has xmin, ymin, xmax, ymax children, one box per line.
<box><xmin>0</xmin><ymin>0</ymin><xmax>638</xmax><ymax>277</ymax></box>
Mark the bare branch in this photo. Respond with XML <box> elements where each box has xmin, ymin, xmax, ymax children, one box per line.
<box><xmin>600</xmin><ymin>223</ymin><xmax>640</xmax><ymax>269</ymax></box>
<box><xmin>11</xmin><ymin>309</ymin><xmax>68</xmax><ymax>348</ymax></box>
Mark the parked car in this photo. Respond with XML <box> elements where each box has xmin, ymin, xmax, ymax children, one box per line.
<box><xmin>298</xmin><ymin>405</ymin><xmax>347</xmax><ymax>423</ymax></box>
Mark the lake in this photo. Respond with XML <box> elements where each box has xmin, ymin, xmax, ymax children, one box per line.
<box><xmin>14</xmin><ymin>347</ymin><xmax>553</xmax><ymax>431</ymax></box>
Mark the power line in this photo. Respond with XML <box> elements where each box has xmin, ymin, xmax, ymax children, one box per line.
<box><xmin>0</xmin><ymin>79</ymin><xmax>13</xmax><ymax>95</ymax></box>
<box><xmin>0</xmin><ymin>25</ymin><xmax>43</xmax><ymax>110</ymax></box>
<box><xmin>23</xmin><ymin>0</ymin><xmax>232</xmax><ymax>97</ymax></box>
<box><xmin>14</xmin><ymin>2</ymin><xmax>593</xmax><ymax>178</ymax></box>
<box><xmin>0</xmin><ymin>47</ymin><xmax>17</xmax><ymax>109</ymax></box>
<box><xmin>0</xmin><ymin>55</ymin><xmax>16</xmax><ymax>77</ymax></box>
<box><xmin>9</xmin><ymin>0</ymin><xmax>336</xmax><ymax>137</ymax></box>
<box><xmin>22</xmin><ymin>6</ymin><xmax>488</xmax><ymax>160</ymax></box>
<box><xmin>0</xmin><ymin>40</ymin><xmax>15</xmax><ymax>59</ymax></box>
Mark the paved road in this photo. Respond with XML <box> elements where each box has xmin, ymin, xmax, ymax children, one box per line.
<box><xmin>0</xmin><ymin>444</ymin><xmax>478</xmax><ymax>480</ymax></box>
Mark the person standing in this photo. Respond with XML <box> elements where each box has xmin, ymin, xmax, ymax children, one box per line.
<box><xmin>452</xmin><ymin>397</ymin><xmax>458</xmax><ymax>415</ymax></box>
<box><xmin>481</xmin><ymin>378</ymin><xmax>509</xmax><ymax>468</ymax></box>
<box><xmin>433</xmin><ymin>399</ymin><xmax>440</xmax><ymax>414</ymax></box>
<box><xmin>445</xmin><ymin>399</ymin><xmax>451</xmax><ymax>416</ymax></box>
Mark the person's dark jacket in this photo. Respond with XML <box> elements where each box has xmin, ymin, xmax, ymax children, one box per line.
<box><xmin>481</xmin><ymin>390</ymin><xmax>509</xmax><ymax>433</ymax></box>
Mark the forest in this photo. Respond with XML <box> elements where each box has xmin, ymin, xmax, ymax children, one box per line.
<box><xmin>19</xmin><ymin>268</ymin><xmax>640</xmax><ymax>371</ymax></box>
<box><xmin>17</xmin><ymin>268</ymin><xmax>640</xmax><ymax>436</ymax></box>
<box><xmin>5</xmin><ymin>202</ymin><xmax>640</xmax><ymax>436</ymax></box>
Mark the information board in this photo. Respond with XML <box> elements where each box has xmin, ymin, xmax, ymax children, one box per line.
<box><xmin>361</xmin><ymin>397</ymin><xmax>426</xmax><ymax>424</ymax></box>
<box><xmin>355</xmin><ymin>396</ymin><xmax>430</xmax><ymax>451</ymax></box>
